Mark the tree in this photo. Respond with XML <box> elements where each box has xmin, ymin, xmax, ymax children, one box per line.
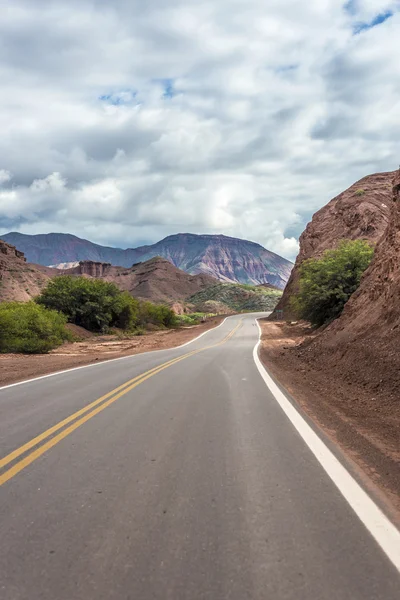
<box><xmin>137</xmin><ymin>301</ymin><xmax>177</xmax><ymax>328</ymax></box>
<box><xmin>0</xmin><ymin>302</ymin><xmax>70</xmax><ymax>353</ymax></box>
<box><xmin>36</xmin><ymin>276</ymin><xmax>140</xmax><ymax>332</ymax></box>
<box><xmin>291</xmin><ymin>240</ymin><xmax>374</xmax><ymax>327</ymax></box>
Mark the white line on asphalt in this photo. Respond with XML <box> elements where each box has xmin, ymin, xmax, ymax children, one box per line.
<box><xmin>253</xmin><ymin>318</ymin><xmax>400</xmax><ymax>574</ymax></box>
<box><xmin>0</xmin><ymin>317</ymin><xmax>231</xmax><ymax>392</ymax></box>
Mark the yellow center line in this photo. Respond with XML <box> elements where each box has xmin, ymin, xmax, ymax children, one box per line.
<box><xmin>0</xmin><ymin>319</ymin><xmax>243</xmax><ymax>486</ymax></box>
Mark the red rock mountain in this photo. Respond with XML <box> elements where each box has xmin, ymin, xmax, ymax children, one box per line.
<box><xmin>0</xmin><ymin>232</ymin><xmax>293</xmax><ymax>289</ymax></box>
<box><xmin>64</xmin><ymin>257</ymin><xmax>217</xmax><ymax>304</ymax></box>
<box><xmin>0</xmin><ymin>240</ymin><xmax>53</xmax><ymax>301</ymax></box>
<box><xmin>275</xmin><ymin>171</ymin><xmax>394</xmax><ymax>315</ymax></box>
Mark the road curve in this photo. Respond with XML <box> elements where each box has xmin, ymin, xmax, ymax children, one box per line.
<box><xmin>0</xmin><ymin>313</ymin><xmax>399</xmax><ymax>599</ymax></box>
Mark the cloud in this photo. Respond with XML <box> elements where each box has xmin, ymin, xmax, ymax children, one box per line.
<box><xmin>0</xmin><ymin>1</ymin><xmax>399</xmax><ymax>260</ymax></box>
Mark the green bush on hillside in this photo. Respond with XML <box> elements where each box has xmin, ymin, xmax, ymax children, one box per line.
<box><xmin>291</xmin><ymin>239</ymin><xmax>374</xmax><ymax>327</ymax></box>
<box><xmin>36</xmin><ymin>276</ymin><xmax>140</xmax><ymax>332</ymax></box>
<box><xmin>36</xmin><ymin>276</ymin><xmax>177</xmax><ymax>333</ymax></box>
<box><xmin>0</xmin><ymin>302</ymin><xmax>70</xmax><ymax>353</ymax></box>
<box><xmin>137</xmin><ymin>301</ymin><xmax>177</xmax><ymax>328</ymax></box>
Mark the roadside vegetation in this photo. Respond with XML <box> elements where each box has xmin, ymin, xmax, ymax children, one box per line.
<box><xmin>174</xmin><ymin>312</ymin><xmax>214</xmax><ymax>326</ymax></box>
<box><xmin>0</xmin><ymin>276</ymin><xmax>178</xmax><ymax>354</ymax></box>
<box><xmin>0</xmin><ymin>302</ymin><xmax>71</xmax><ymax>354</ymax></box>
<box><xmin>188</xmin><ymin>282</ymin><xmax>282</xmax><ymax>313</ymax></box>
<box><xmin>291</xmin><ymin>240</ymin><xmax>374</xmax><ymax>327</ymax></box>
<box><xmin>36</xmin><ymin>277</ymin><xmax>140</xmax><ymax>332</ymax></box>
<box><xmin>0</xmin><ymin>275</ymin><xmax>282</xmax><ymax>355</ymax></box>
<box><xmin>37</xmin><ymin>277</ymin><xmax>177</xmax><ymax>333</ymax></box>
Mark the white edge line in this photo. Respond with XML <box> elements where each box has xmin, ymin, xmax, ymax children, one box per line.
<box><xmin>253</xmin><ymin>318</ymin><xmax>400</xmax><ymax>573</ymax></box>
<box><xmin>0</xmin><ymin>316</ymin><xmax>232</xmax><ymax>392</ymax></box>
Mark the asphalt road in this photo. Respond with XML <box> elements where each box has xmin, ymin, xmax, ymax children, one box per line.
<box><xmin>0</xmin><ymin>313</ymin><xmax>399</xmax><ymax>599</ymax></box>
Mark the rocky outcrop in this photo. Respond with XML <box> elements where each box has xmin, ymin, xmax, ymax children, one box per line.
<box><xmin>319</xmin><ymin>170</ymin><xmax>400</xmax><ymax>336</ymax></box>
<box><xmin>274</xmin><ymin>171</ymin><xmax>394</xmax><ymax>316</ymax></box>
<box><xmin>1</xmin><ymin>232</ymin><xmax>293</xmax><ymax>288</ymax></box>
<box><xmin>67</xmin><ymin>261</ymin><xmax>112</xmax><ymax>278</ymax></box>
<box><xmin>0</xmin><ymin>240</ymin><xmax>51</xmax><ymax>301</ymax></box>
<box><xmin>0</xmin><ymin>240</ymin><xmax>26</xmax><ymax>262</ymax></box>
<box><xmin>103</xmin><ymin>257</ymin><xmax>217</xmax><ymax>304</ymax></box>
<box><xmin>288</xmin><ymin>171</ymin><xmax>400</xmax><ymax>421</ymax></box>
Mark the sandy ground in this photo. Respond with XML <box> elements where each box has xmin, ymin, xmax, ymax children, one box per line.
<box><xmin>0</xmin><ymin>317</ymin><xmax>224</xmax><ymax>388</ymax></box>
<box><xmin>259</xmin><ymin>319</ymin><xmax>400</xmax><ymax>519</ymax></box>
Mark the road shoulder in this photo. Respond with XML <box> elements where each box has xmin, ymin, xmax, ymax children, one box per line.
<box><xmin>0</xmin><ymin>317</ymin><xmax>224</xmax><ymax>388</ymax></box>
<box><xmin>258</xmin><ymin>318</ymin><xmax>400</xmax><ymax>521</ymax></box>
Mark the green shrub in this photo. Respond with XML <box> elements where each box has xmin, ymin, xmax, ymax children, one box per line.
<box><xmin>0</xmin><ymin>302</ymin><xmax>70</xmax><ymax>353</ymax></box>
<box><xmin>355</xmin><ymin>189</ymin><xmax>365</xmax><ymax>196</ymax></box>
<box><xmin>137</xmin><ymin>301</ymin><xmax>177</xmax><ymax>328</ymax></box>
<box><xmin>291</xmin><ymin>240</ymin><xmax>374</xmax><ymax>327</ymax></box>
<box><xmin>36</xmin><ymin>276</ymin><xmax>140</xmax><ymax>332</ymax></box>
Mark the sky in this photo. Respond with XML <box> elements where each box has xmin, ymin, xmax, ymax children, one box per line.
<box><xmin>0</xmin><ymin>0</ymin><xmax>399</xmax><ymax>261</ymax></box>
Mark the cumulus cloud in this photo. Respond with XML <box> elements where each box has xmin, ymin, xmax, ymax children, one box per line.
<box><xmin>0</xmin><ymin>0</ymin><xmax>399</xmax><ymax>260</ymax></box>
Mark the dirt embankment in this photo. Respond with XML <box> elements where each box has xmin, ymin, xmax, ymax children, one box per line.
<box><xmin>259</xmin><ymin>319</ymin><xmax>400</xmax><ymax>517</ymax></box>
<box><xmin>0</xmin><ymin>317</ymin><xmax>224</xmax><ymax>387</ymax></box>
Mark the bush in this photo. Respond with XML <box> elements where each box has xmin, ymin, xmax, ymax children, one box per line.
<box><xmin>36</xmin><ymin>276</ymin><xmax>140</xmax><ymax>332</ymax></box>
<box><xmin>291</xmin><ymin>240</ymin><xmax>374</xmax><ymax>327</ymax></box>
<box><xmin>137</xmin><ymin>301</ymin><xmax>177</xmax><ymax>328</ymax></box>
<box><xmin>0</xmin><ymin>302</ymin><xmax>70</xmax><ymax>353</ymax></box>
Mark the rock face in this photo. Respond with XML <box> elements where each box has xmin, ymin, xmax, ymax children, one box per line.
<box><xmin>330</xmin><ymin>170</ymin><xmax>400</xmax><ymax>336</ymax></box>
<box><xmin>65</xmin><ymin>257</ymin><xmax>217</xmax><ymax>304</ymax></box>
<box><xmin>275</xmin><ymin>171</ymin><xmax>394</xmax><ymax>315</ymax></box>
<box><xmin>0</xmin><ymin>241</ymin><xmax>26</xmax><ymax>262</ymax></box>
<box><xmin>0</xmin><ymin>240</ymin><xmax>52</xmax><ymax>301</ymax></box>
<box><xmin>1</xmin><ymin>232</ymin><xmax>293</xmax><ymax>289</ymax></box>
<box><xmin>68</xmin><ymin>261</ymin><xmax>112</xmax><ymax>278</ymax></box>
<box><xmin>288</xmin><ymin>171</ymin><xmax>400</xmax><ymax>419</ymax></box>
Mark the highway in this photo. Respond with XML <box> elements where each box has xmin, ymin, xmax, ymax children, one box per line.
<box><xmin>0</xmin><ymin>313</ymin><xmax>399</xmax><ymax>599</ymax></box>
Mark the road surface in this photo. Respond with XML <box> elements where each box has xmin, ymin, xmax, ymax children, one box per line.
<box><xmin>0</xmin><ymin>313</ymin><xmax>399</xmax><ymax>599</ymax></box>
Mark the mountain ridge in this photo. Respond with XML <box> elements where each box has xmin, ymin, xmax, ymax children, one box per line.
<box><xmin>1</xmin><ymin>232</ymin><xmax>293</xmax><ymax>289</ymax></box>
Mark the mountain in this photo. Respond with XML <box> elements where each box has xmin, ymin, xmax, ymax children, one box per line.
<box><xmin>64</xmin><ymin>257</ymin><xmax>217</xmax><ymax>304</ymax></box>
<box><xmin>1</xmin><ymin>232</ymin><xmax>293</xmax><ymax>289</ymax></box>
<box><xmin>0</xmin><ymin>240</ymin><xmax>53</xmax><ymax>302</ymax></box>
<box><xmin>274</xmin><ymin>171</ymin><xmax>394</xmax><ymax>316</ymax></box>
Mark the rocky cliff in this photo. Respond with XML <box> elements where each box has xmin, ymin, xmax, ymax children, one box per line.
<box><xmin>0</xmin><ymin>240</ymin><xmax>52</xmax><ymax>301</ymax></box>
<box><xmin>68</xmin><ymin>261</ymin><xmax>113</xmax><ymax>278</ymax></box>
<box><xmin>290</xmin><ymin>171</ymin><xmax>400</xmax><ymax>422</ymax></box>
<box><xmin>1</xmin><ymin>232</ymin><xmax>293</xmax><ymax>289</ymax></box>
<box><xmin>275</xmin><ymin>171</ymin><xmax>394</xmax><ymax>315</ymax></box>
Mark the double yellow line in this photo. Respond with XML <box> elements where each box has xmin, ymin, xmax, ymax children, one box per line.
<box><xmin>0</xmin><ymin>319</ymin><xmax>242</xmax><ymax>486</ymax></box>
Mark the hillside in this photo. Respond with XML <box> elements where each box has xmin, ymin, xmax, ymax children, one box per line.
<box><xmin>300</xmin><ymin>170</ymin><xmax>400</xmax><ymax>406</ymax></box>
<box><xmin>64</xmin><ymin>257</ymin><xmax>217</xmax><ymax>304</ymax></box>
<box><xmin>188</xmin><ymin>283</ymin><xmax>282</xmax><ymax>314</ymax></box>
<box><xmin>274</xmin><ymin>171</ymin><xmax>394</xmax><ymax>316</ymax></box>
<box><xmin>0</xmin><ymin>240</ymin><xmax>53</xmax><ymax>301</ymax></box>
<box><xmin>1</xmin><ymin>232</ymin><xmax>293</xmax><ymax>289</ymax></box>
<box><xmin>132</xmin><ymin>234</ymin><xmax>292</xmax><ymax>288</ymax></box>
